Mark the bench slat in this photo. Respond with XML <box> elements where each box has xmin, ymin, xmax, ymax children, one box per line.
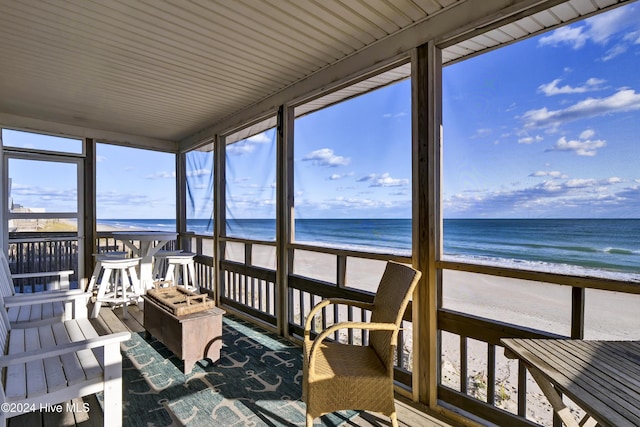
<box><xmin>53</xmin><ymin>301</ymin><xmax>65</xmax><ymax>318</ymax></box>
<box><xmin>17</xmin><ymin>305</ymin><xmax>32</xmax><ymax>323</ymax></box>
<box><xmin>63</xmin><ymin>320</ymin><xmax>103</xmax><ymax>380</ymax></box>
<box><xmin>76</xmin><ymin>318</ymin><xmax>104</xmax><ymax>368</ymax></box>
<box><xmin>7</xmin><ymin>306</ymin><xmax>20</xmax><ymax>323</ymax></box>
<box><xmin>25</xmin><ymin>327</ymin><xmax>47</xmax><ymax>397</ymax></box>
<box><xmin>6</xmin><ymin>329</ymin><xmax>27</xmax><ymax>399</ymax></box>
<box><xmin>29</xmin><ymin>302</ymin><xmax>43</xmax><ymax>322</ymax></box>
<box><xmin>38</xmin><ymin>324</ymin><xmax>68</xmax><ymax>393</ymax></box>
<box><xmin>42</xmin><ymin>301</ymin><xmax>54</xmax><ymax>320</ymax></box>
<box><xmin>51</xmin><ymin>322</ymin><xmax>85</xmax><ymax>385</ymax></box>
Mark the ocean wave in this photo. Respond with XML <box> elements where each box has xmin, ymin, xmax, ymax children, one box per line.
<box><xmin>604</xmin><ymin>247</ymin><xmax>637</xmax><ymax>255</ymax></box>
<box><xmin>442</xmin><ymin>254</ymin><xmax>640</xmax><ymax>283</ymax></box>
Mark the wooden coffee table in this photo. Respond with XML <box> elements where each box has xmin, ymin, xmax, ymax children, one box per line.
<box><xmin>142</xmin><ymin>294</ymin><xmax>225</xmax><ymax>374</ymax></box>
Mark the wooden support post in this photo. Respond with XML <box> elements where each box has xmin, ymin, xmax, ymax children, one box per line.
<box><xmin>214</xmin><ymin>135</ymin><xmax>225</xmax><ymax>305</ymax></box>
<box><xmin>412</xmin><ymin>41</ymin><xmax>442</xmax><ymax>407</ymax></box>
<box><xmin>83</xmin><ymin>138</ymin><xmax>97</xmax><ymax>292</ymax></box>
<box><xmin>276</xmin><ymin>105</ymin><xmax>294</xmax><ymax>337</ymax></box>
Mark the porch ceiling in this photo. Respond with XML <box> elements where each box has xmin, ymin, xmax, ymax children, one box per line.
<box><xmin>0</xmin><ymin>0</ymin><xmax>630</xmax><ymax>150</ymax></box>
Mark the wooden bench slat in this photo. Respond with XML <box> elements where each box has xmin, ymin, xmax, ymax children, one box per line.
<box><xmin>76</xmin><ymin>318</ymin><xmax>104</xmax><ymax>368</ymax></box>
<box><xmin>6</xmin><ymin>329</ymin><xmax>27</xmax><ymax>399</ymax></box>
<box><xmin>7</xmin><ymin>306</ymin><xmax>20</xmax><ymax>323</ymax></box>
<box><xmin>17</xmin><ymin>305</ymin><xmax>32</xmax><ymax>323</ymax></box>
<box><xmin>25</xmin><ymin>327</ymin><xmax>47</xmax><ymax>397</ymax></box>
<box><xmin>41</xmin><ymin>301</ymin><xmax>54</xmax><ymax>320</ymax></box>
<box><xmin>53</xmin><ymin>301</ymin><xmax>65</xmax><ymax>318</ymax></box>
<box><xmin>37</xmin><ymin>324</ymin><xmax>68</xmax><ymax>393</ymax></box>
<box><xmin>51</xmin><ymin>322</ymin><xmax>86</xmax><ymax>385</ymax></box>
<box><xmin>63</xmin><ymin>320</ymin><xmax>103</xmax><ymax>380</ymax></box>
<box><xmin>29</xmin><ymin>302</ymin><xmax>42</xmax><ymax>322</ymax></box>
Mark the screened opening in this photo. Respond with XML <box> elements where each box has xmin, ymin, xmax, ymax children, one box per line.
<box><xmin>224</xmin><ymin>121</ymin><xmax>277</xmax><ymax>241</ymax></box>
<box><xmin>442</xmin><ymin>2</ymin><xmax>640</xmax><ymax>281</ymax></box>
<box><xmin>293</xmin><ymin>71</ymin><xmax>412</xmax><ymax>257</ymax></box>
<box><xmin>96</xmin><ymin>143</ymin><xmax>176</xmax><ymax>232</ymax></box>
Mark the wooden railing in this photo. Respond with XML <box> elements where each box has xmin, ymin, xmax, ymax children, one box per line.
<box><xmin>8</xmin><ymin>231</ymin><xmax>640</xmax><ymax>427</ymax></box>
<box><xmin>7</xmin><ymin>231</ymin><xmax>78</xmax><ymax>292</ymax></box>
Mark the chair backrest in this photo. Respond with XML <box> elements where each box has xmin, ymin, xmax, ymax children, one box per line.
<box><xmin>0</xmin><ymin>251</ymin><xmax>16</xmax><ymax>298</ymax></box>
<box><xmin>369</xmin><ymin>261</ymin><xmax>421</xmax><ymax>369</ymax></box>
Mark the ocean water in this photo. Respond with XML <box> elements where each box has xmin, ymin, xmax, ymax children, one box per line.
<box><xmin>97</xmin><ymin>218</ymin><xmax>640</xmax><ymax>281</ymax></box>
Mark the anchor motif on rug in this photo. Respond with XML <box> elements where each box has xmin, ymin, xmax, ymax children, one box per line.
<box><xmin>234</xmin><ymin>336</ymin><xmax>263</xmax><ymax>350</ymax></box>
<box><xmin>130</xmin><ymin>371</ymin><xmax>175</xmax><ymax>395</ymax></box>
<box><xmin>210</xmin><ymin>398</ymin><xmax>258</xmax><ymax>427</ymax></box>
<box><xmin>185</xmin><ymin>372</ymin><xmax>225</xmax><ymax>393</ymax></box>
<box><xmin>243</xmin><ymin>369</ymin><xmax>282</xmax><ymax>393</ymax></box>
<box><xmin>260</xmin><ymin>350</ymin><xmax>295</xmax><ymax>367</ymax></box>
<box><xmin>217</xmin><ymin>351</ymin><xmax>250</xmax><ymax>369</ymax></box>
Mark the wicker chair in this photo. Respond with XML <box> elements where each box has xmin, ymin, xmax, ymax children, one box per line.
<box><xmin>303</xmin><ymin>261</ymin><xmax>421</xmax><ymax>427</ymax></box>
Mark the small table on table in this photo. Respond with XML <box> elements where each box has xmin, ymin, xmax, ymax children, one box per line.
<box><xmin>501</xmin><ymin>338</ymin><xmax>640</xmax><ymax>427</ymax></box>
<box><xmin>112</xmin><ymin>231</ymin><xmax>178</xmax><ymax>292</ymax></box>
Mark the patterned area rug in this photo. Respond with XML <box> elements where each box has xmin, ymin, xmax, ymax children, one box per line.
<box><xmin>119</xmin><ymin>315</ymin><xmax>358</xmax><ymax>426</ymax></box>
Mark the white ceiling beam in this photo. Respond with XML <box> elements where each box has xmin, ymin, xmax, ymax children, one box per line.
<box><xmin>0</xmin><ymin>112</ymin><xmax>177</xmax><ymax>153</ymax></box>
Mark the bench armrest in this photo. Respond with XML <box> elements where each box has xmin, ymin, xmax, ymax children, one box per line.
<box><xmin>4</xmin><ymin>290</ymin><xmax>91</xmax><ymax>307</ymax></box>
<box><xmin>0</xmin><ymin>331</ymin><xmax>131</xmax><ymax>368</ymax></box>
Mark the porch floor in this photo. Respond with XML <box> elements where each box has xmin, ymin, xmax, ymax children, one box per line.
<box><xmin>8</xmin><ymin>304</ymin><xmax>459</xmax><ymax>427</ymax></box>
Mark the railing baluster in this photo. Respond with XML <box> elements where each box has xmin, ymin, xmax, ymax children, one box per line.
<box><xmin>487</xmin><ymin>343</ymin><xmax>496</xmax><ymax>405</ymax></box>
<box><xmin>460</xmin><ymin>335</ymin><xmax>468</xmax><ymax>394</ymax></box>
<box><xmin>518</xmin><ymin>360</ymin><xmax>527</xmax><ymax>417</ymax></box>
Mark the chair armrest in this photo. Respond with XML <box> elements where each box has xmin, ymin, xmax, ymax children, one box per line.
<box><xmin>303</xmin><ymin>298</ymin><xmax>375</xmax><ymax>337</ymax></box>
<box><xmin>307</xmin><ymin>321</ymin><xmax>397</xmax><ymax>367</ymax></box>
<box><xmin>0</xmin><ymin>331</ymin><xmax>131</xmax><ymax>368</ymax></box>
<box><xmin>4</xmin><ymin>291</ymin><xmax>91</xmax><ymax>307</ymax></box>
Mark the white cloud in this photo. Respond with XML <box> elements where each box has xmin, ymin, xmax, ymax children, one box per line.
<box><xmin>247</xmin><ymin>132</ymin><xmax>272</xmax><ymax>143</ymax></box>
<box><xmin>357</xmin><ymin>172</ymin><xmax>408</xmax><ymax>187</ymax></box>
<box><xmin>302</xmin><ymin>148</ymin><xmax>350</xmax><ymax>167</ymax></box>
<box><xmin>473</xmin><ymin>128</ymin><xmax>492</xmax><ymax>138</ymax></box>
<box><xmin>226</xmin><ymin>132</ymin><xmax>272</xmax><ymax>156</ymax></box>
<box><xmin>579</xmin><ymin>129</ymin><xmax>595</xmax><ymax>139</ymax></box>
<box><xmin>530</xmin><ymin>171</ymin><xmax>567</xmax><ymax>179</ymax></box>
<box><xmin>522</xmin><ymin>89</ymin><xmax>640</xmax><ymax>129</ymax></box>
<box><xmin>539</xmin><ymin>26</ymin><xmax>588</xmax><ymax>49</ymax></box>
<box><xmin>146</xmin><ymin>171</ymin><xmax>176</xmax><ymax>179</ymax></box>
<box><xmin>548</xmin><ymin>136</ymin><xmax>606</xmax><ymax>156</ymax></box>
<box><xmin>518</xmin><ymin>135</ymin><xmax>543</xmax><ymax>144</ymax></box>
<box><xmin>227</xmin><ymin>141</ymin><xmax>256</xmax><ymax>155</ymax></box>
<box><xmin>538</xmin><ymin>4</ymin><xmax>640</xmax><ymax>60</ymax></box>
<box><xmin>537</xmin><ymin>78</ymin><xmax>605</xmax><ymax>96</ymax></box>
<box><xmin>602</xmin><ymin>44</ymin><xmax>628</xmax><ymax>61</ymax></box>
<box><xmin>186</xmin><ymin>168</ymin><xmax>210</xmax><ymax>177</ymax></box>
<box><xmin>444</xmin><ymin>175</ymin><xmax>630</xmax><ymax>217</ymax></box>
<box><xmin>329</xmin><ymin>172</ymin><xmax>353</xmax><ymax>180</ymax></box>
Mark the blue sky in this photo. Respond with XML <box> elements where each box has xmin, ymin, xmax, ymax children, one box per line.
<box><xmin>443</xmin><ymin>2</ymin><xmax>640</xmax><ymax>218</ymax></box>
<box><xmin>4</xmin><ymin>3</ymin><xmax>640</xmax><ymax>221</ymax></box>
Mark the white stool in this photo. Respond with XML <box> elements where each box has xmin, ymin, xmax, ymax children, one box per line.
<box><xmin>90</xmin><ymin>257</ymin><xmax>141</xmax><ymax>319</ymax></box>
<box><xmin>152</xmin><ymin>249</ymin><xmax>184</xmax><ymax>283</ymax></box>
<box><xmin>164</xmin><ymin>253</ymin><xmax>198</xmax><ymax>292</ymax></box>
<box><xmin>86</xmin><ymin>251</ymin><xmax>128</xmax><ymax>292</ymax></box>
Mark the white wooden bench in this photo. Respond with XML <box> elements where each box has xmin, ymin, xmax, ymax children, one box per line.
<box><xmin>0</xmin><ymin>252</ymin><xmax>91</xmax><ymax>327</ymax></box>
<box><xmin>0</xmin><ymin>294</ymin><xmax>130</xmax><ymax>426</ymax></box>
